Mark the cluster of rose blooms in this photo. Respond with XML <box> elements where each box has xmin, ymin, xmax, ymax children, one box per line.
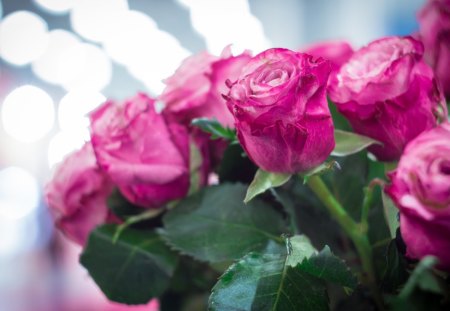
<box><xmin>46</xmin><ymin>0</ymin><xmax>450</xmax><ymax>274</ymax></box>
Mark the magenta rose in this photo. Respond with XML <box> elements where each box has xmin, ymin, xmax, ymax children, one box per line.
<box><xmin>418</xmin><ymin>0</ymin><xmax>450</xmax><ymax>96</ymax></box>
<box><xmin>329</xmin><ymin>36</ymin><xmax>447</xmax><ymax>161</ymax></box>
<box><xmin>159</xmin><ymin>47</ymin><xmax>251</xmax><ymax>128</ymax></box>
<box><xmin>301</xmin><ymin>40</ymin><xmax>353</xmax><ymax>72</ymax></box>
<box><xmin>45</xmin><ymin>143</ymin><xmax>115</xmax><ymax>246</ymax></box>
<box><xmin>226</xmin><ymin>48</ymin><xmax>334</xmax><ymax>174</ymax></box>
<box><xmin>385</xmin><ymin>123</ymin><xmax>450</xmax><ymax>270</ymax></box>
<box><xmin>90</xmin><ymin>93</ymin><xmax>190</xmax><ymax>208</ymax></box>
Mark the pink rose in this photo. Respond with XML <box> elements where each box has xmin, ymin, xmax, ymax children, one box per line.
<box><xmin>418</xmin><ymin>0</ymin><xmax>450</xmax><ymax>96</ymax></box>
<box><xmin>90</xmin><ymin>93</ymin><xmax>190</xmax><ymax>208</ymax></box>
<box><xmin>301</xmin><ymin>40</ymin><xmax>354</xmax><ymax>71</ymax></box>
<box><xmin>329</xmin><ymin>36</ymin><xmax>447</xmax><ymax>161</ymax></box>
<box><xmin>159</xmin><ymin>47</ymin><xmax>251</xmax><ymax>128</ymax></box>
<box><xmin>45</xmin><ymin>143</ymin><xmax>114</xmax><ymax>246</ymax></box>
<box><xmin>385</xmin><ymin>123</ymin><xmax>450</xmax><ymax>270</ymax></box>
<box><xmin>226</xmin><ymin>48</ymin><xmax>334</xmax><ymax>174</ymax></box>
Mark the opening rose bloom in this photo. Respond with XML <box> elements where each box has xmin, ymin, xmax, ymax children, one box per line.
<box><xmin>418</xmin><ymin>0</ymin><xmax>450</xmax><ymax>97</ymax></box>
<box><xmin>159</xmin><ymin>46</ymin><xmax>251</xmax><ymax>128</ymax></box>
<box><xmin>226</xmin><ymin>48</ymin><xmax>334</xmax><ymax>174</ymax></box>
<box><xmin>329</xmin><ymin>36</ymin><xmax>447</xmax><ymax>162</ymax></box>
<box><xmin>90</xmin><ymin>93</ymin><xmax>190</xmax><ymax>208</ymax></box>
<box><xmin>385</xmin><ymin>123</ymin><xmax>450</xmax><ymax>270</ymax></box>
<box><xmin>45</xmin><ymin>143</ymin><xmax>115</xmax><ymax>246</ymax></box>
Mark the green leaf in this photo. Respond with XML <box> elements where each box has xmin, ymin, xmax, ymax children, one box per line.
<box><xmin>285</xmin><ymin>235</ymin><xmax>317</xmax><ymax>267</ymax></box>
<box><xmin>112</xmin><ymin>208</ymin><xmax>166</xmax><ymax>243</ymax></box>
<box><xmin>218</xmin><ymin>143</ymin><xmax>258</xmax><ymax>184</ymax></box>
<box><xmin>274</xmin><ymin>183</ymin><xmax>345</xmax><ymax>255</ymax></box>
<box><xmin>332</xmin><ymin>130</ymin><xmax>381</xmax><ymax>157</ymax></box>
<box><xmin>278</xmin><ymin>153</ymin><xmax>391</xmax><ymax>261</ymax></box>
<box><xmin>388</xmin><ymin>256</ymin><xmax>448</xmax><ymax>311</ymax></box>
<box><xmin>299</xmin><ymin>246</ymin><xmax>358</xmax><ymax>289</ymax></box>
<box><xmin>366</xmin><ymin>159</ymin><xmax>392</xmax><ymax>244</ymax></box>
<box><xmin>328</xmin><ymin>98</ymin><xmax>351</xmax><ymax>131</ymax></box>
<box><xmin>301</xmin><ymin>160</ymin><xmax>341</xmax><ymax>184</ymax></box>
<box><xmin>160</xmin><ymin>255</ymin><xmax>220</xmax><ymax>311</ymax></box>
<box><xmin>209</xmin><ymin>235</ymin><xmax>357</xmax><ymax>310</ymax></box>
<box><xmin>382</xmin><ymin>192</ymin><xmax>399</xmax><ymax>239</ymax></box>
<box><xmin>399</xmin><ymin>256</ymin><xmax>442</xmax><ymax>299</ymax></box>
<box><xmin>107</xmin><ymin>189</ymin><xmax>142</xmax><ymax>220</ymax></box>
<box><xmin>286</xmin><ymin>236</ymin><xmax>357</xmax><ymax>289</ymax></box>
<box><xmin>334</xmin><ymin>289</ymin><xmax>377</xmax><ymax>311</ymax></box>
<box><xmin>209</xmin><ymin>238</ymin><xmax>330</xmax><ymax>311</ymax></box>
<box><xmin>80</xmin><ymin>224</ymin><xmax>178</xmax><ymax>305</ymax></box>
<box><xmin>244</xmin><ymin>169</ymin><xmax>291</xmax><ymax>203</ymax></box>
<box><xmin>328</xmin><ymin>153</ymin><xmax>368</xmax><ymax>220</ymax></box>
<box><xmin>379</xmin><ymin>239</ymin><xmax>409</xmax><ymax>293</ymax></box>
<box><xmin>191</xmin><ymin>118</ymin><xmax>236</xmax><ymax>141</ymax></box>
<box><xmin>160</xmin><ymin>183</ymin><xmax>287</xmax><ymax>263</ymax></box>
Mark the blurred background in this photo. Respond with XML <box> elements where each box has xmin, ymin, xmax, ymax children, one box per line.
<box><xmin>0</xmin><ymin>0</ymin><xmax>424</xmax><ymax>310</ymax></box>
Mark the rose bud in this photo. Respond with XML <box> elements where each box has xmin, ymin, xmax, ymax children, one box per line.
<box><xmin>226</xmin><ymin>48</ymin><xmax>334</xmax><ymax>174</ymax></box>
<box><xmin>329</xmin><ymin>36</ymin><xmax>447</xmax><ymax>162</ymax></box>
<box><xmin>301</xmin><ymin>40</ymin><xmax>354</xmax><ymax>72</ymax></box>
<box><xmin>159</xmin><ymin>46</ymin><xmax>251</xmax><ymax>128</ymax></box>
<box><xmin>45</xmin><ymin>143</ymin><xmax>115</xmax><ymax>246</ymax></box>
<box><xmin>418</xmin><ymin>0</ymin><xmax>450</xmax><ymax>97</ymax></box>
<box><xmin>385</xmin><ymin>123</ymin><xmax>450</xmax><ymax>270</ymax></box>
<box><xmin>90</xmin><ymin>93</ymin><xmax>190</xmax><ymax>208</ymax></box>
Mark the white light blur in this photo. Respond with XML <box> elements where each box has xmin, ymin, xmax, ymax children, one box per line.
<box><xmin>34</xmin><ymin>0</ymin><xmax>75</xmax><ymax>14</ymax></box>
<box><xmin>1</xmin><ymin>85</ymin><xmax>55</xmax><ymax>143</ymax></box>
<box><xmin>177</xmin><ymin>0</ymin><xmax>270</xmax><ymax>55</ymax></box>
<box><xmin>0</xmin><ymin>167</ymin><xmax>40</xmax><ymax>221</ymax></box>
<box><xmin>32</xmin><ymin>29</ymin><xmax>81</xmax><ymax>85</ymax></box>
<box><xmin>102</xmin><ymin>10</ymin><xmax>190</xmax><ymax>94</ymax></box>
<box><xmin>337</xmin><ymin>0</ymin><xmax>387</xmax><ymax>46</ymax></box>
<box><xmin>58</xmin><ymin>43</ymin><xmax>112</xmax><ymax>91</ymax></box>
<box><xmin>58</xmin><ymin>89</ymin><xmax>105</xmax><ymax>132</ymax></box>
<box><xmin>0</xmin><ymin>11</ymin><xmax>49</xmax><ymax>66</ymax></box>
<box><xmin>70</xmin><ymin>0</ymin><xmax>128</xmax><ymax>43</ymax></box>
<box><xmin>102</xmin><ymin>10</ymin><xmax>157</xmax><ymax>65</ymax></box>
<box><xmin>0</xmin><ymin>217</ymin><xmax>40</xmax><ymax>256</ymax></box>
<box><xmin>126</xmin><ymin>29</ymin><xmax>190</xmax><ymax>93</ymax></box>
<box><xmin>48</xmin><ymin>131</ymin><xmax>87</xmax><ymax>168</ymax></box>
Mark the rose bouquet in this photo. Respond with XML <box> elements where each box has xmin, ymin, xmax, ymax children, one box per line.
<box><xmin>45</xmin><ymin>1</ymin><xmax>450</xmax><ymax>310</ymax></box>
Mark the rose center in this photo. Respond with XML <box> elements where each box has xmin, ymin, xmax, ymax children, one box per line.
<box><xmin>262</xmin><ymin>69</ymin><xmax>287</xmax><ymax>86</ymax></box>
<box><xmin>440</xmin><ymin>160</ymin><xmax>450</xmax><ymax>175</ymax></box>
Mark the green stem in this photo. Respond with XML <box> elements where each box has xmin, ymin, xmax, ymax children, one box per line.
<box><xmin>306</xmin><ymin>175</ymin><xmax>358</xmax><ymax>236</ymax></box>
<box><xmin>361</xmin><ymin>178</ymin><xmax>386</xmax><ymax>231</ymax></box>
<box><xmin>306</xmin><ymin>175</ymin><xmax>384</xmax><ymax>309</ymax></box>
<box><xmin>360</xmin><ymin>187</ymin><xmax>372</xmax><ymax>232</ymax></box>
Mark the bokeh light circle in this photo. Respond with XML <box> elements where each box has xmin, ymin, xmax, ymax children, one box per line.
<box><xmin>58</xmin><ymin>43</ymin><xmax>112</xmax><ymax>91</ymax></box>
<box><xmin>0</xmin><ymin>167</ymin><xmax>40</xmax><ymax>220</ymax></box>
<box><xmin>1</xmin><ymin>85</ymin><xmax>55</xmax><ymax>143</ymax></box>
<box><xmin>70</xmin><ymin>0</ymin><xmax>128</xmax><ymax>43</ymax></box>
<box><xmin>32</xmin><ymin>29</ymin><xmax>81</xmax><ymax>85</ymax></box>
<box><xmin>0</xmin><ymin>11</ymin><xmax>49</xmax><ymax>66</ymax></box>
<box><xmin>34</xmin><ymin>0</ymin><xmax>75</xmax><ymax>14</ymax></box>
<box><xmin>58</xmin><ymin>89</ymin><xmax>106</xmax><ymax>131</ymax></box>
